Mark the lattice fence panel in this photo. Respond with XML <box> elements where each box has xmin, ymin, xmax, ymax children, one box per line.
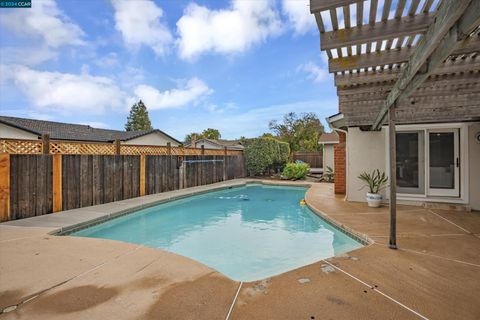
<box><xmin>1</xmin><ymin>139</ymin><xmax>243</xmax><ymax>156</ymax></box>
<box><xmin>120</xmin><ymin>145</ymin><xmax>170</xmax><ymax>155</ymax></box>
<box><xmin>50</xmin><ymin>141</ymin><xmax>115</xmax><ymax>155</ymax></box>
<box><xmin>0</xmin><ymin>139</ymin><xmax>42</xmax><ymax>154</ymax></box>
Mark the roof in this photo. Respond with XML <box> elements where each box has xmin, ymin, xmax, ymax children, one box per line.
<box><xmin>0</xmin><ymin>116</ymin><xmax>181</xmax><ymax>144</ymax></box>
<box><xmin>310</xmin><ymin>0</ymin><xmax>480</xmax><ymax>128</ymax></box>
<box><xmin>189</xmin><ymin>138</ymin><xmax>244</xmax><ymax>150</ymax></box>
<box><xmin>318</xmin><ymin>132</ymin><xmax>339</xmax><ymax>144</ymax></box>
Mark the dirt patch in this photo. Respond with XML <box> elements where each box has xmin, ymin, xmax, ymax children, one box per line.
<box><xmin>145</xmin><ymin>273</ymin><xmax>237</xmax><ymax>320</ymax></box>
<box><xmin>30</xmin><ymin>285</ymin><xmax>119</xmax><ymax>314</ymax></box>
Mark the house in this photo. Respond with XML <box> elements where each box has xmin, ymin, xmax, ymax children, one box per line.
<box><xmin>0</xmin><ymin>116</ymin><xmax>181</xmax><ymax>146</ymax></box>
<box><xmin>187</xmin><ymin>138</ymin><xmax>244</xmax><ymax>151</ymax></box>
<box><xmin>310</xmin><ymin>0</ymin><xmax>480</xmax><ymax>217</ymax></box>
<box><xmin>318</xmin><ymin>131</ymin><xmax>339</xmax><ymax>171</ymax></box>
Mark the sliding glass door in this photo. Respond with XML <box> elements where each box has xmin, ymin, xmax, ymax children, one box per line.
<box><xmin>427</xmin><ymin>129</ymin><xmax>460</xmax><ymax>197</ymax></box>
<box><xmin>395</xmin><ymin>128</ymin><xmax>459</xmax><ymax>197</ymax></box>
<box><xmin>396</xmin><ymin>131</ymin><xmax>425</xmax><ymax>194</ymax></box>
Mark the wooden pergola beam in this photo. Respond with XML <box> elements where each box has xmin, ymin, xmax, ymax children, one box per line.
<box><xmin>329</xmin><ymin>36</ymin><xmax>480</xmax><ymax>72</ymax></box>
<box><xmin>335</xmin><ymin>56</ymin><xmax>480</xmax><ymax>86</ymax></box>
<box><xmin>320</xmin><ymin>13</ymin><xmax>434</xmax><ymax>50</ymax></box>
<box><xmin>310</xmin><ymin>0</ymin><xmax>356</xmax><ymax>13</ymax></box>
<box><xmin>371</xmin><ymin>0</ymin><xmax>479</xmax><ymax>130</ymax></box>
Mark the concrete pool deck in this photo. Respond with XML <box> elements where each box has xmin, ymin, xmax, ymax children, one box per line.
<box><xmin>0</xmin><ymin>180</ymin><xmax>479</xmax><ymax>319</ymax></box>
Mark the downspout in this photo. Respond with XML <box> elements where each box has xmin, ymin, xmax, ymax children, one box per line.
<box><xmin>326</xmin><ymin>115</ymin><xmax>348</xmax><ymax>201</ymax></box>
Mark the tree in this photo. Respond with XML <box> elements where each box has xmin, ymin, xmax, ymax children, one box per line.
<box><xmin>201</xmin><ymin>128</ymin><xmax>221</xmax><ymax>140</ymax></box>
<box><xmin>184</xmin><ymin>132</ymin><xmax>200</xmax><ymax>144</ymax></box>
<box><xmin>269</xmin><ymin>112</ymin><xmax>324</xmax><ymax>152</ymax></box>
<box><xmin>125</xmin><ymin>100</ymin><xmax>153</xmax><ymax>131</ymax></box>
<box><xmin>184</xmin><ymin>128</ymin><xmax>221</xmax><ymax>144</ymax></box>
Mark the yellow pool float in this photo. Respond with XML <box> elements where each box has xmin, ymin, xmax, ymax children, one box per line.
<box><xmin>299</xmin><ymin>199</ymin><xmax>306</xmax><ymax>206</ymax></box>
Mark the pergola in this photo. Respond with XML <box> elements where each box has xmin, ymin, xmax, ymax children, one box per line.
<box><xmin>310</xmin><ymin>0</ymin><xmax>480</xmax><ymax>248</ymax></box>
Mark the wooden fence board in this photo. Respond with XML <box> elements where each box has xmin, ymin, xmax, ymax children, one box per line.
<box><xmin>292</xmin><ymin>152</ymin><xmax>323</xmax><ymax>168</ymax></box>
<box><xmin>9</xmin><ymin>155</ymin><xmax>53</xmax><ymax>219</ymax></box>
<box><xmin>0</xmin><ymin>154</ymin><xmax>10</xmax><ymax>221</ymax></box>
<box><xmin>5</xmin><ymin>154</ymin><xmax>245</xmax><ymax>221</ymax></box>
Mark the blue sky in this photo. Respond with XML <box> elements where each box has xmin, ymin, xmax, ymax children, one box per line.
<box><xmin>0</xmin><ymin>0</ymin><xmax>339</xmax><ymax>140</ymax></box>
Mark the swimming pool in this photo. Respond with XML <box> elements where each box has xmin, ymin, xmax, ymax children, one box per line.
<box><xmin>72</xmin><ymin>184</ymin><xmax>363</xmax><ymax>281</ymax></box>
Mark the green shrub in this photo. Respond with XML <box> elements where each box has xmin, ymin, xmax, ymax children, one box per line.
<box><xmin>244</xmin><ymin>138</ymin><xmax>290</xmax><ymax>176</ymax></box>
<box><xmin>282</xmin><ymin>162</ymin><xmax>310</xmax><ymax>180</ymax></box>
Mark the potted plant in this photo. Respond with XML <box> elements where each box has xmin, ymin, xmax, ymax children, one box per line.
<box><xmin>358</xmin><ymin>169</ymin><xmax>388</xmax><ymax>208</ymax></box>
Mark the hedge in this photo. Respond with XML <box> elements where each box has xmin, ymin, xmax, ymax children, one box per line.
<box><xmin>244</xmin><ymin>138</ymin><xmax>290</xmax><ymax>176</ymax></box>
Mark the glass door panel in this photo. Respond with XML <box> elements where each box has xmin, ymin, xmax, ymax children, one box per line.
<box><xmin>396</xmin><ymin>131</ymin><xmax>425</xmax><ymax>194</ymax></box>
<box><xmin>427</xmin><ymin>130</ymin><xmax>459</xmax><ymax>197</ymax></box>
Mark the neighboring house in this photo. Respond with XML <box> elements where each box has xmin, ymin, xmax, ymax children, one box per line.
<box><xmin>318</xmin><ymin>132</ymin><xmax>339</xmax><ymax>171</ymax></box>
<box><xmin>0</xmin><ymin>116</ymin><xmax>181</xmax><ymax>146</ymax></box>
<box><xmin>310</xmin><ymin>2</ymin><xmax>480</xmax><ymax>211</ymax></box>
<box><xmin>187</xmin><ymin>138</ymin><xmax>244</xmax><ymax>151</ymax></box>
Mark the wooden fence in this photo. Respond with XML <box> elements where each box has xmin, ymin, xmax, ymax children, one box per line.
<box><xmin>0</xmin><ymin>153</ymin><xmax>246</xmax><ymax>222</ymax></box>
<box><xmin>292</xmin><ymin>152</ymin><xmax>323</xmax><ymax>168</ymax></box>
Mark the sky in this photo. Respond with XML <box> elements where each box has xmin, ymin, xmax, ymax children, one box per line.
<box><xmin>0</xmin><ymin>0</ymin><xmax>340</xmax><ymax>140</ymax></box>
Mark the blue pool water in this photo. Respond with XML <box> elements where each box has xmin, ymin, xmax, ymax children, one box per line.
<box><xmin>72</xmin><ymin>184</ymin><xmax>362</xmax><ymax>281</ymax></box>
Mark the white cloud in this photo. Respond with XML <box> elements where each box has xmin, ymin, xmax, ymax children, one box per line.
<box><xmin>281</xmin><ymin>0</ymin><xmax>316</xmax><ymax>35</ymax></box>
<box><xmin>0</xmin><ymin>0</ymin><xmax>85</xmax><ymax>48</ymax></box>
<box><xmin>134</xmin><ymin>78</ymin><xmax>212</xmax><ymax>110</ymax></box>
<box><xmin>162</xmin><ymin>99</ymin><xmax>339</xmax><ymax>140</ymax></box>
<box><xmin>94</xmin><ymin>52</ymin><xmax>119</xmax><ymax>68</ymax></box>
<box><xmin>176</xmin><ymin>0</ymin><xmax>282</xmax><ymax>60</ymax></box>
<box><xmin>1</xmin><ymin>47</ymin><xmax>58</xmax><ymax>66</ymax></box>
<box><xmin>111</xmin><ymin>0</ymin><xmax>173</xmax><ymax>56</ymax></box>
<box><xmin>297</xmin><ymin>62</ymin><xmax>329</xmax><ymax>83</ymax></box>
<box><xmin>5</xmin><ymin>65</ymin><xmax>127</xmax><ymax>114</ymax></box>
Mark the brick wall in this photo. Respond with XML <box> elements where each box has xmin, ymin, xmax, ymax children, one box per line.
<box><xmin>334</xmin><ymin>131</ymin><xmax>346</xmax><ymax>194</ymax></box>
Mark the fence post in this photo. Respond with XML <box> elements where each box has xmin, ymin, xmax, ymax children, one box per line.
<box><xmin>0</xmin><ymin>154</ymin><xmax>10</xmax><ymax>222</ymax></box>
<box><xmin>114</xmin><ymin>139</ymin><xmax>121</xmax><ymax>155</ymax></box>
<box><xmin>201</xmin><ymin>145</ymin><xmax>205</xmax><ymax>155</ymax></box>
<box><xmin>52</xmin><ymin>154</ymin><xmax>62</xmax><ymax>213</ymax></box>
<box><xmin>140</xmin><ymin>155</ymin><xmax>146</xmax><ymax>196</ymax></box>
<box><xmin>42</xmin><ymin>134</ymin><xmax>50</xmax><ymax>154</ymax></box>
<box><xmin>167</xmin><ymin>142</ymin><xmax>171</xmax><ymax>155</ymax></box>
<box><xmin>223</xmin><ymin>147</ymin><xmax>227</xmax><ymax>181</ymax></box>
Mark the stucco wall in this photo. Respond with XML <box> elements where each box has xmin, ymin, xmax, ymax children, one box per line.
<box><xmin>323</xmin><ymin>145</ymin><xmax>334</xmax><ymax>170</ymax></box>
<box><xmin>123</xmin><ymin>132</ymin><xmax>180</xmax><ymax>146</ymax></box>
<box><xmin>468</xmin><ymin>122</ymin><xmax>480</xmax><ymax>211</ymax></box>
<box><xmin>0</xmin><ymin>123</ymin><xmax>38</xmax><ymax>140</ymax></box>
<box><xmin>346</xmin><ymin>127</ymin><xmax>387</xmax><ymax>202</ymax></box>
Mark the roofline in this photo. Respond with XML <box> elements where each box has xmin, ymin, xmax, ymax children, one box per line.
<box><xmin>326</xmin><ymin>113</ymin><xmax>346</xmax><ymax>130</ymax></box>
<box><xmin>189</xmin><ymin>138</ymin><xmax>244</xmax><ymax>149</ymax></box>
<box><xmin>123</xmin><ymin>129</ymin><xmax>182</xmax><ymax>145</ymax></box>
<box><xmin>0</xmin><ymin>116</ymin><xmax>182</xmax><ymax>144</ymax></box>
<box><xmin>0</xmin><ymin>118</ymin><xmax>42</xmax><ymax>137</ymax></box>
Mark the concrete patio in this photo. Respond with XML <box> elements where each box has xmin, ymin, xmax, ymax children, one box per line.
<box><xmin>0</xmin><ymin>180</ymin><xmax>479</xmax><ymax>319</ymax></box>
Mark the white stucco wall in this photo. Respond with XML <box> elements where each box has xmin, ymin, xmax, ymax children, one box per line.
<box><xmin>123</xmin><ymin>132</ymin><xmax>180</xmax><ymax>146</ymax></box>
<box><xmin>468</xmin><ymin>122</ymin><xmax>480</xmax><ymax>211</ymax></box>
<box><xmin>0</xmin><ymin>123</ymin><xmax>38</xmax><ymax>139</ymax></box>
<box><xmin>322</xmin><ymin>145</ymin><xmax>335</xmax><ymax>170</ymax></box>
<box><xmin>346</xmin><ymin>127</ymin><xmax>387</xmax><ymax>202</ymax></box>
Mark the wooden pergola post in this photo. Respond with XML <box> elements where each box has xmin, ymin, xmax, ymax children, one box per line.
<box><xmin>388</xmin><ymin>105</ymin><xmax>397</xmax><ymax>249</ymax></box>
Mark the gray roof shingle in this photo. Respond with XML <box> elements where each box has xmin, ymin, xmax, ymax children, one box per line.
<box><xmin>0</xmin><ymin>116</ymin><xmax>180</xmax><ymax>144</ymax></box>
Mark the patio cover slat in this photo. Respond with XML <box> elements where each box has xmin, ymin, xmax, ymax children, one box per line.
<box><xmin>372</xmin><ymin>0</ymin><xmax>479</xmax><ymax>130</ymax></box>
<box><xmin>320</xmin><ymin>13</ymin><xmax>434</xmax><ymax>50</ymax></box>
